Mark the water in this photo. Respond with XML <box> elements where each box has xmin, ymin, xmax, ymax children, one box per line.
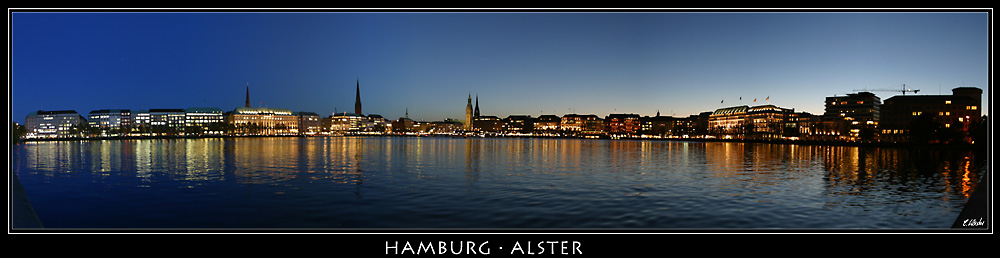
<box><xmin>11</xmin><ymin>137</ymin><xmax>986</xmax><ymax>229</ymax></box>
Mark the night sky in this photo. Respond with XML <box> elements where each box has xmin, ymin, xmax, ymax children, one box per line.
<box><xmin>9</xmin><ymin>10</ymin><xmax>991</xmax><ymax>124</ymax></box>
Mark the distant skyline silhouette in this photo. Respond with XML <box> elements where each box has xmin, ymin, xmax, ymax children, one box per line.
<box><xmin>10</xmin><ymin>10</ymin><xmax>990</xmax><ymax>124</ymax></box>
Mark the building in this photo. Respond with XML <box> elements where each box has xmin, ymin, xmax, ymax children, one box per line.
<box><xmin>640</xmin><ymin>113</ymin><xmax>675</xmax><ymax>137</ymax></box>
<box><xmin>473</xmin><ymin>115</ymin><xmax>502</xmax><ymax>133</ymax></box>
<box><xmin>605</xmin><ymin>113</ymin><xmax>641</xmax><ymax>136</ymax></box>
<box><xmin>786</xmin><ymin>111</ymin><xmax>820</xmax><ymax>139</ymax></box>
<box><xmin>24</xmin><ymin>110</ymin><xmax>86</xmax><ymax>138</ymax></box>
<box><xmin>295</xmin><ymin>111</ymin><xmax>322</xmax><ymax>135</ymax></box>
<box><xmin>367</xmin><ymin>114</ymin><xmax>390</xmax><ymax>133</ymax></box>
<box><xmin>130</xmin><ymin>109</ymin><xmax>186</xmax><ymax>136</ymax></box>
<box><xmin>560</xmin><ymin>114</ymin><xmax>586</xmax><ymax>132</ymax></box>
<box><xmin>580</xmin><ymin>115</ymin><xmax>605</xmax><ymax>136</ymax></box>
<box><xmin>709</xmin><ymin>105</ymin><xmax>793</xmax><ymax>139</ymax></box>
<box><xmin>502</xmin><ymin>115</ymin><xmax>534</xmax><ymax>134</ymax></box>
<box><xmin>880</xmin><ymin>87</ymin><xmax>982</xmax><ymax>143</ymax></box>
<box><xmin>465</xmin><ymin>93</ymin><xmax>474</xmax><ymax>131</ymax></box>
<box><xmin>391</xmin><ymin>117</ymin><xmax>416</xmax><ymax>133</ymax></box>
<box><xmin>672</xmin><ymin>112</ymin><xmax>710</xmax><ymax>137</ymax></box>
<box><xmin>227</xmin><ymin>107</ymin><xmax>299</xmax><ymax>135</ymax></box>
<box><xmin>88</xmin><ymin>109</ymin><xmax>131</xmax><ymax>136</ymax></box>
<box><xmin>709</xmin><ymin>105</ymin><xmax>750</xmax><ymax>138</ymax></box>
<box><xmin>429</xmin><ymin>119</ymin><xmax>463</xmax><ymax>134</ymax></box>
<box><xmin>534</xmin><ymin>115</ymin><xmax>561</xmax><ymax>134</ymax></box>
<box><xmin>746</xmin><ymin>104</ymin><xmax>794</xmax><ymax>139</ymax></box>
<box><xmin>326</xmin><ymin>112</ymin><xmax>367</xmax><ymax>133</ymax></box>
<box><xmin>823</xmin><ymin>92</ymin><xmax>881</xmax><ymax>141</ymax></box>
<box><xmin>185</xmin><ymin>107</ymin><xmax>225</xmax><ymax>135</ymax></box>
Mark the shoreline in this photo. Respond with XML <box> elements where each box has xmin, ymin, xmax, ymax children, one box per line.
<box><xmin>17</xmin><ymin>134</ymin><xmax>987</xmax><ymax>152</ymax></box>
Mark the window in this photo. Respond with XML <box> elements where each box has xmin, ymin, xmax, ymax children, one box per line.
<box><xmin>945</xmin><ymin>100</ymin><xmax>952</xmax><ymax>104</ymax></box>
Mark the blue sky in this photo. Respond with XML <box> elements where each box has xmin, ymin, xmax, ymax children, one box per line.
<box><xmin>9</xmin><ymin>11</ymin><xmax>990</xmax><ymax>124</ymax></box>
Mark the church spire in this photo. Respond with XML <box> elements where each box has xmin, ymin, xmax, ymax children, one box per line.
<box><xmin>354</xmin><ymin>79</ymin><xmax>362</xmax><ymax>115</ymax></box>
<box><xmin>245</xmin><ymin>83</ymin><xmax>250</xmax><ymax>108</ymax></box>
<box><xmin>474</xmin><ymin>94</ymin><xmax>480</xmax><ymax>117</ymax></box>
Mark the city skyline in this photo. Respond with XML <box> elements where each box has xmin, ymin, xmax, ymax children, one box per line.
<box><xmin>10</xmin><ymin>10</ymin><xmax>991</xmax><ymax>124</ymax></box>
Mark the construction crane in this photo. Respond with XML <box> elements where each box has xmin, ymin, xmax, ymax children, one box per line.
<box><xmin>853</xmin><ymin>84</ymin><xmax>921</xmax><ymax>95</ymax></box>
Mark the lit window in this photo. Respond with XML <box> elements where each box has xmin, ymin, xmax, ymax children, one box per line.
<box><xmin>945</xmin><ymin>124</ymin><xmax>950</xmax><ymax>128</ymax></box>
<box><xmin>945</xmin><ymin>100</ymin><xmax>952</xmax><ymax>104</ymax></box>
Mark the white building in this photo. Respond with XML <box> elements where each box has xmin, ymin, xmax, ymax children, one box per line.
<box><xmin>25</xmin><ymin>110</ymin><xmax>86</xmax><ymax>138</ymax></box>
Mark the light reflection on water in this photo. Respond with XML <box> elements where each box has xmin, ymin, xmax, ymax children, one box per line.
<box><xmin>12</xmin><ymin>137</ymin><xmax>985</xmax><ymax>229</ymax></box>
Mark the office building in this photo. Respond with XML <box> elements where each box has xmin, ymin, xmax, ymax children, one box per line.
<box><xmin>823</xmin><ymin>92</ymin><xmax>881</xmax><ymax>141</ymax></box>
<box><xmin>24</xmin><ymin>110</ymin><xmax>86</xmax><ymax>138</ymax></box>
<box><xmin>88</xmin><ymin>109</ymin><xmax>131</xmax><ymax>136</ymax></box>
<box><xmin>880</xmin><ymin>87</ymin><xmax>982</xmax><ymax>143</ymax></box>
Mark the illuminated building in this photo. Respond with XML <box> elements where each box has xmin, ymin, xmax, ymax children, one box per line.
<box><xmin>640</xmin><ymin>112</ymin><xmax>675</xmax><ymax>137</ymax></box>
<box><xmin>710</xmin><ymin>105</ymin><xmax>793</xmax><ymax>139</ymax></box>
<box><xmin>88</xmin><ymin>109</ymin><xmax>131</xmax><ymax>136</ymax></box>
<box><xmin>787</xmin><ymin>111</ymin><xmax>820</xmax><ymax>139</ymax></box>
<box><xmin>673</xmin><ymin>112</ymin><xmax>710</xmax><ymax>137</ymax></box>
<box><xmin>367</xmin><ymin>114</ymin><xmax>390</xmax><ymax>133</ymax></box>
<box><xmin>465</xmin><ymin>93</ymin><xmax>474</xmax><ymax>131</ymax></box>
<box><xmin>392</xmin><ymin>117</ymin><xmax>415</xmax><ymax>133</ymax></box>
<box><xmin>502</xmin><ymin>115</ymin><xmax>534</xmax><ymax>134</ymax></box>
<box><xmin>131</xmin><ymin>109</ymin><xmax>186</xmax><ymax>136</ymax></box>
<box><xmin>24</xmin><ymin>110</ymin><xmax>86</xmax><ymax>138</ymax></box>
<box><xmin>605</xmin><ymin>113</ymin><xmax>641</xmax><ymax>136</ymax></box>
<box><xmin>473</xmin><ymin>115</ymin><xmax>502</xmax><ymax>132</ymax></box>
<box><xmin>327</xmin><ymin>112</ymin><xmax>366</xmax><ymax>132</ymax></box>
<box><xmin>560</xmin><ymin>114</ymin><xmax>586</xmax><ymax>132</ymax></box>
<box><xmin>226</xmin><ymin>107</ymin><xmax>299</xmax><ymax>135</ymax></box>
<box><xmin>429</xmin><ymin>119</ymin><xmax>463</xmax><ymax>134</ymax></box>
<box><xmin>880</xmin><ymin>87</ymin><xmax>982</xmax><ymax>143</ymax></box>
<box><xmin>746</xmin><ymin>104</ymin><xmax>794</xmax><ymax>139</ymax></box>
<box><xmin>534</xmin><ymin>115</ymin><xmax>561</xmax><ymax>134</ymax></box>
<box><xmin>709</xmin><ymin>105</ymin><xmax>749</xmax><ymax>137</ymax></box>
<box><xmin>823</xmin><ymin>92</ymin><xmax>881</xmax><ymax>141</ymax></box>
<box><xmin>581</xmin><ymin>115</ymin><xmax>604</xmax><ymax>135</ymax></box>
<box><xmin>295</xmin><ymin>111</ymin><xmax>322</xmax><ymax>135</ymax></box>
<box><xmin>185</xmin><ymin>107</ymin><xmax>225</xmax><ymax>135</ymax></box>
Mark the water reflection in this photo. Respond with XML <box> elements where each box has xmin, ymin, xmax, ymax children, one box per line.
<box><xmin>13</xmin><ymin>137</ymin><xmax>985</xmax><ymax>228</ymax></box>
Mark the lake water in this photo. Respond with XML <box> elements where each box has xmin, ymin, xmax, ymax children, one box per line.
<box><xmin>11</xmin><ymin>137</ymin><xmax>986</xmax><ymax>229</ymax></box>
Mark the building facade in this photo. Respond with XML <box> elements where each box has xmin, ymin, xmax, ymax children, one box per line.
<box><xmin>823</xmin><ymin>92</ymin><xmax>881</xmax><ymax>141</ymax></box>
<box><xmin>709</xmin><ymin>105</ymin><xmax>750</xmax><ymax>137</ymax></box>
<box><xmin>296</xmin><ymin>111</ymin><xmax>322</xmax><ymax>135</ymax></box>
<box><xmin>880</xmin><ymin>87</ymin><xmax>982</xmax><ymax>143</ymax></box>
<box><xmin>88</xmin><ymin>109</ymin><xmax>132</xmax><ymax>136</ymax></box>
<box><xmin>502</xmin><ymin>115</ymin><xmax>534</xmax><ymax>134</ymax></box>
<box><xmin>25</xmin><ymin>110</ymin><xmax>86</xmax><ymax>138</ymax></box>
<box><xmin>227</xmin><ymin>107</ymin><xmax>299</xmax><ymax>136</ymax></box>
<box><xmin>605</xmin><ymin>113</ymin><xmax>641</xmax><ymax>136</ymax></box>
<box><xmin>185</xmin><ymin>107</ymin><xmax>225</xmax><ymax>135</ymax></box>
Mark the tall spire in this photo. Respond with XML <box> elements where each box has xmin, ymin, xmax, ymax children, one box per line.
<box><xmin>474</xmin><ymin>94</ymin><xmax>480</xmax><ymax>117</ymax></box>
<box><xmin>245</xmin><ymin>83</ymin><xmax>250</xmax><ymax>108</ymax></box>
<box><xmin>354</xmin><ymin>79</ymin><xmax>362</xmax><ymax>115</ymax></box>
